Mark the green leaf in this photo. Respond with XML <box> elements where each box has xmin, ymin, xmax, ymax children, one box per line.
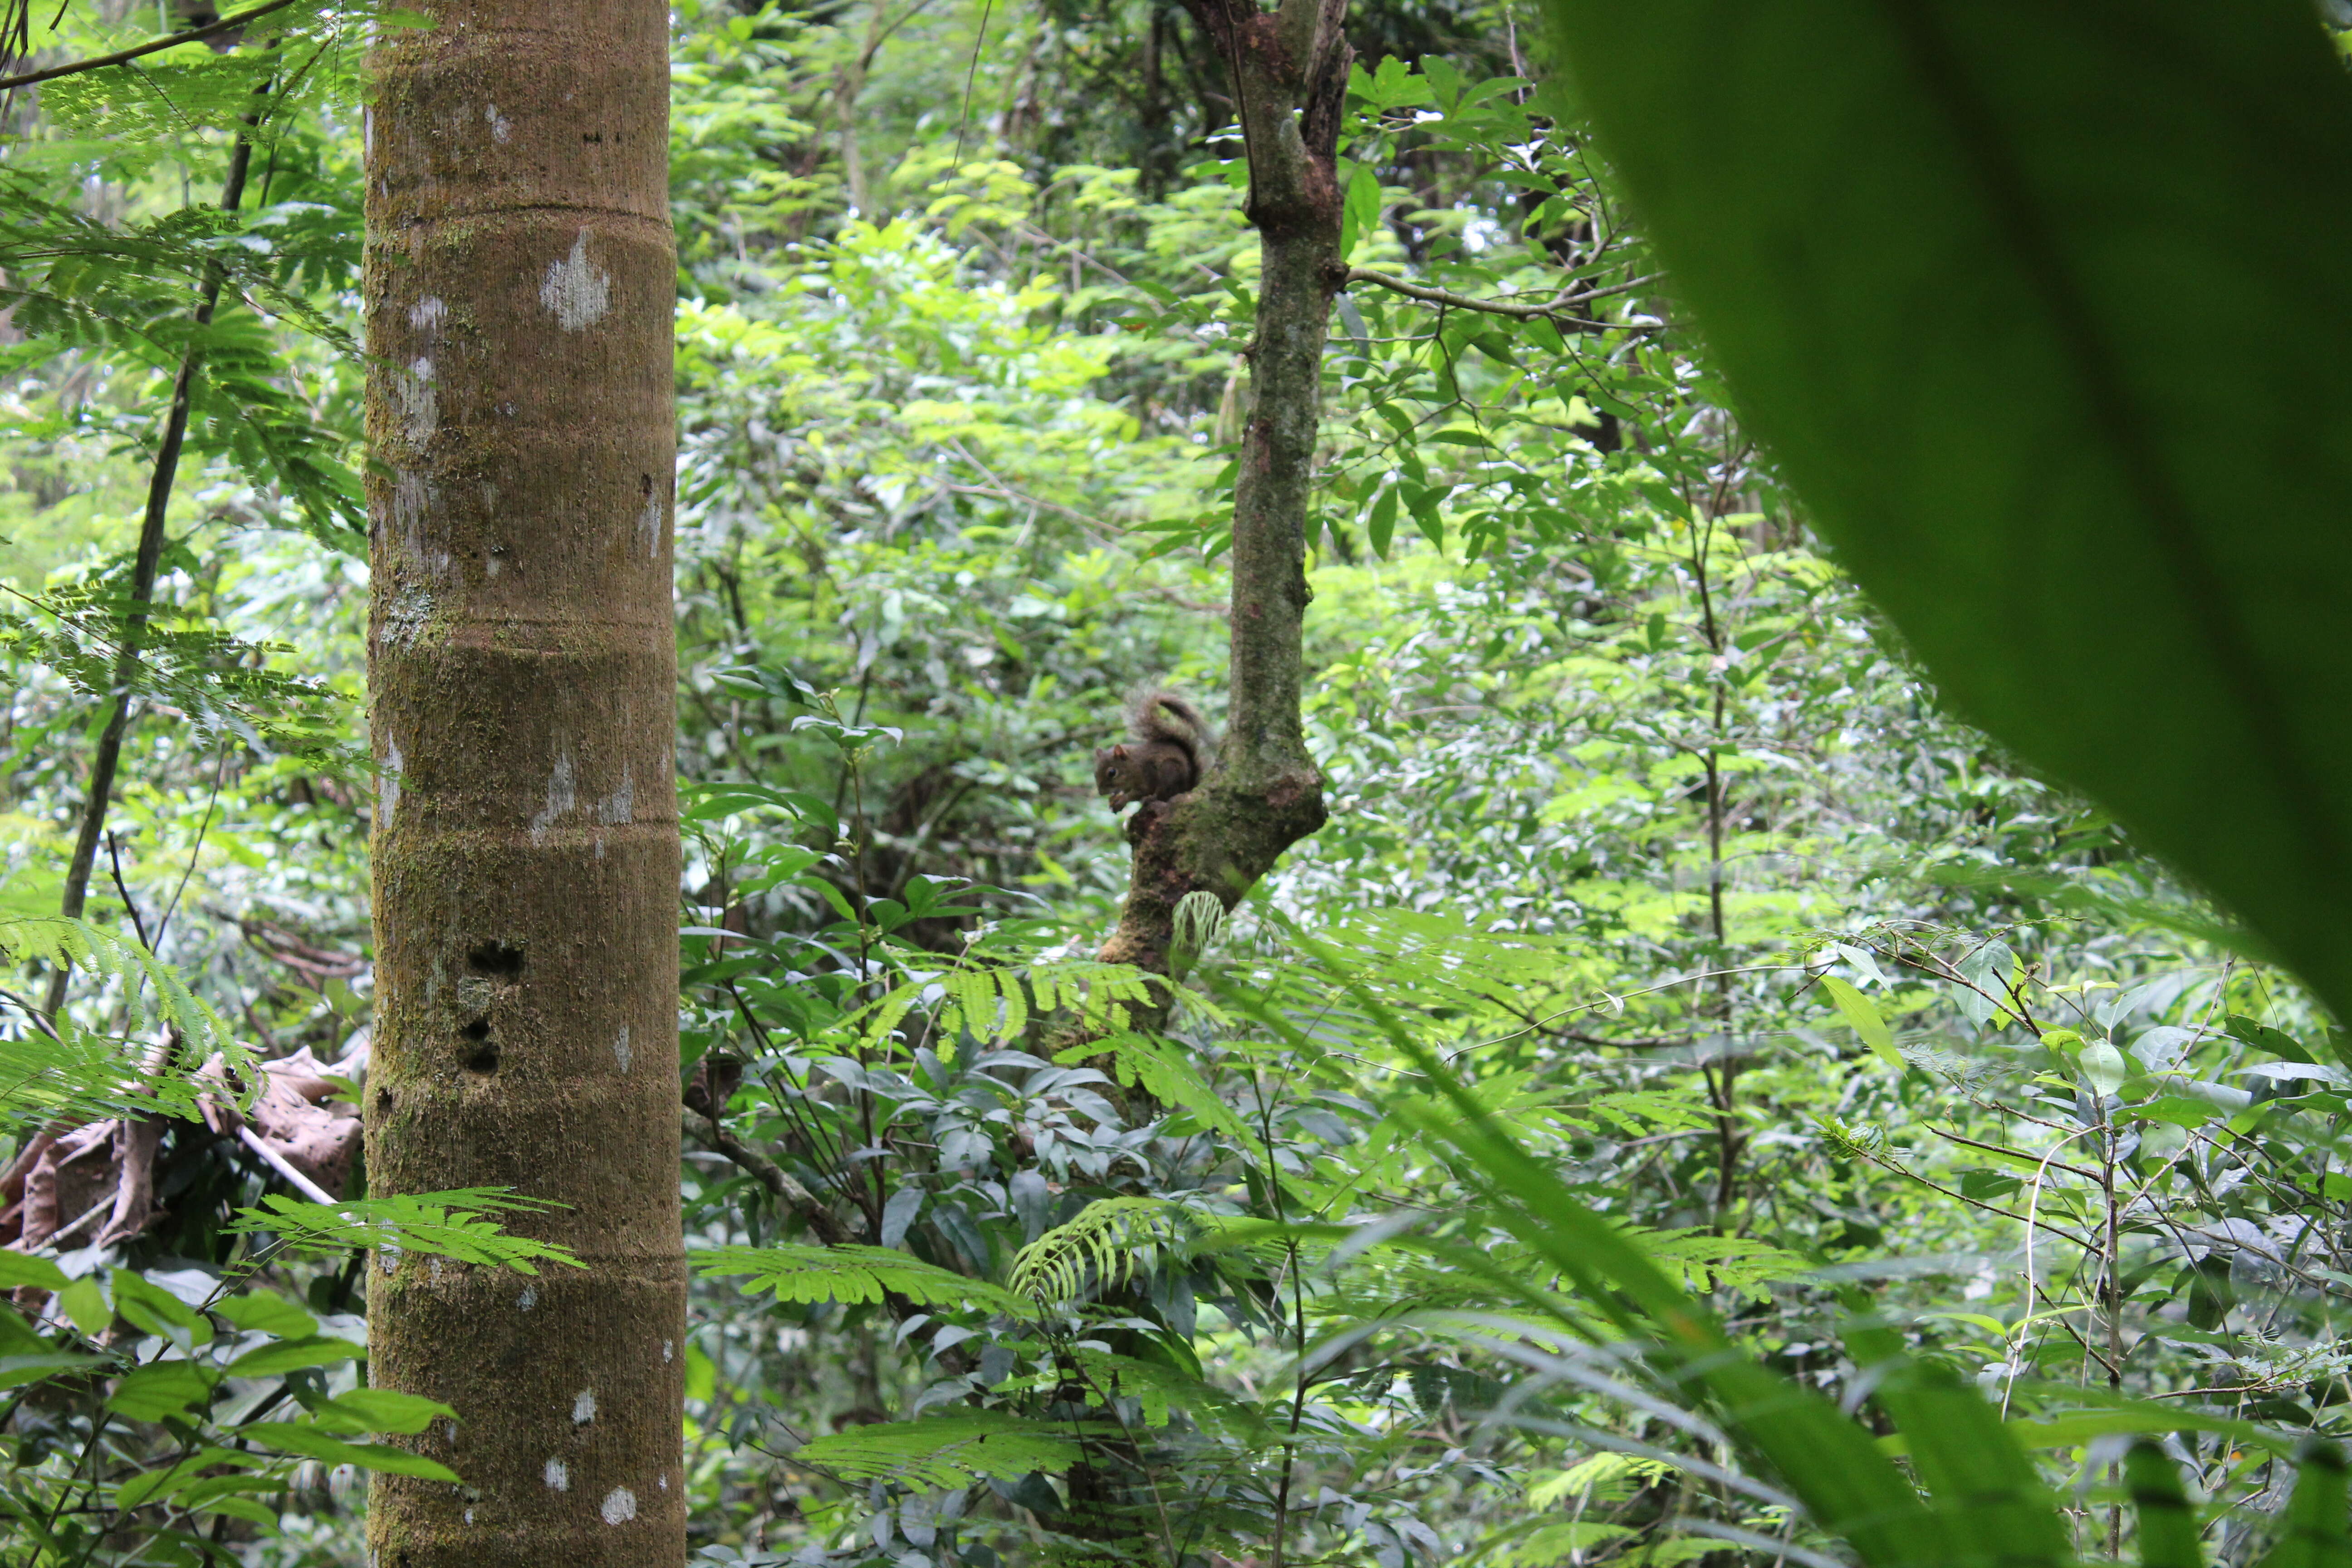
<box><xmin>214</xmin><ymin>1292</ymin><xmax>318</xmax><ymax>1339</ymax></box>
<box><xmin>1818</xmin><ymin>975</ymin><xmax>1902</xmax><ymax>1069</ymax></box>
<box><xmin>238</xmin><ymin>1422</ymin><xmax>461</xmax><ymax>1481</ymax></box>
<box><xmin>2259</xmin><ymin>1443</ymin><xmax>2349</xmax><ymax>1568</ymax></box>
<box><xmin>0</xmin><ymin>1254</ymin><xmax>67</xmax><ymax>1292</ymax></box>
<box><xmin>1843</xmin><ymin>1322</ymin><xmax>2068</xmax><ymax>1568</ymax></box>
<box><xmin>2079</xmin><ymin>1041</ymin><xmax>2129</xmax><ymax>1098</ymax></box>
<box><xmin>313</xmin><ymin>1387</ymin><xmax>456</xmax><ymax>1437</ymax></box>
<box><xmin>1540</xmin><ymin>0</ymin><xmax>2352</xmax><ymax>1017</ymax></box>
<box><xmin>224</xmin><ymin>1334</ymin><xmax>364</xmax><ymax>1377</ymax></box>
<box><xmin>2126</xmin><ymin>1440</ymin><xmax>2205</xmax><ymax>1568</ymax></box>
<box><xmin>1367</xmin><ymin>484</ymin><xmax>1400</xmax><ymax>558</ymax></box>
<box><xmin>2127</xmin><ymin>1096</ymin><xmax>2219</xmax><ymax>1129</ymax></box>
<box><xmin>58</xmin><ymin>1276</ymin><xmax>109</xmax><ymax>1338</ymax></box>
<box><xmin>0</xmin><ymin>1351</ymin><xmax>104</xmax><ymax>1391</ymax></box>
<box><xmin>1342</xmin><ymin>162</ymin><xmax>1382</xmax><ymax>260</ymax></box>
<box><xmin>1277</xmin><ymin>924</ymin><xmax>1942</xmax><ymax>1568</ymax></box>
<box><xmin>108</xmin><ymin>1359</ymin><xmax>215</xmax><ymax>1421</ymax></box>
<box><xmin>113</xmin><ymin>1447</ymin><xmax>263</xmax><ymax>1513</ymax></box>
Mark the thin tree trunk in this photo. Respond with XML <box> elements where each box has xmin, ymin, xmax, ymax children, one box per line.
<box><xmin>363</xmin><ymin>3</ymin><xmax>682</xmax><ymax>1564</ymax></box>
<box><xmin>1095</xmin><ymin>0</ymin><xmax>1344</xmax><ymax>1013</ymax></box>
<box><xmin>45</xmin><ymin>128</ymin><xmax>258</xmax><ymax>1016</ymax></box>
<box><xmin>1063</xmin><ymin>0</ymin><xmax>1346</xmax><ymax>1544</ymax></box>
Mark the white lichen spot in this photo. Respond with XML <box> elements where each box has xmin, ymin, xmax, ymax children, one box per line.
<box><xmin>444</xmin><ymin>1419</ymin><xmax>458</xmax><ymax>1446</ymax></box>
<box><xmin>382</xmin><ymin>586</ymin><xmax>434</xmax><ymax>651</ymax></box>
<box><xmin>612</xmin><ymin>1025</ymin><xmax>632</xmax><ymax>1073</ymax></box>
<box><xmin>464</xmin><ymin>1508</ymin><xmax>475</xmax><ymax>1525</ymax></box>
<box><xmin>544</xmin><ymin>1458</ymin><xmax>568</xmax><ymax>1492</ymax></box>
<box><xmin>573</xmin><ymin>1388</ymin><xmax>596</xmax><ymax>1425</ymax></box>
<box><xmin>539</xmin><ymin>230</ymin><xmax>610</xmax><ymax>331</ymax></box>
<box><xmin>378</xmin><ymin>738</ymin><xmax>403</xmax><ymax>825</ymax></box>
<box><xmin>662</xmin><ymin>1339</ymin><xmax>674</xmax><ymax>1362</ymax></box>
<box><xmin>636</xmin><ymin>487</ymin><xmax>663</xmax><ymax>559</ymax></box>
<box><xmin>658</xmin><ymin>1471</ymin><xmax>669</xmax><ymax>1492</ymax></box>
<box><xmin>516</xmin><ymin>1285</ymin><xmax>537</xmax><ymax>1311</ymax></box>
<box><xmin>392</xmin><ymin>470</ymin><xmax>451</xmax><ymax>579</ymax></box>
<box><xmin>484</xmin><ymin>101</ymin><xmax>511</xmax><ymax>142</ymax></box>
<box><xmin>407</xmin><ymin>294</ymin><xmax>446</xmax><ymax>334</ymax></box>
<box><xmin>596</xmin><ymin>764</ymin><xmax>634</xmax><ymax>825</ymax></box>
<box><xmin>601</xmin><ymin>1488</ymin><xmax>637</xmax><ymax>1525</ymax></box>
<box><xmin>528</xmin><ymin>750</ymin><xmax>577</xmax><ymax>845</ymax></box>
<box><xmin>394</xmin><ymin>355</ymin><xmax>437</xmax><ymax>443</ymax></box>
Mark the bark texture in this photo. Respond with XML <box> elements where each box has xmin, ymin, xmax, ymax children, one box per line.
<box><xmin>363</xmin><ymin>4</ymin><xmax>682</xmax><ymax>1564</ymax></box>
<box><xmin>1099</xmin><ymin>0</ymin><xmax>1344</xmax><ymax>1006</ymax></box>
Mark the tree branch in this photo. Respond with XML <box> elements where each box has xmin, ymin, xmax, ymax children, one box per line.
<box><xmin>1343</xmin><ymin>266</ymin><xmax>1656</xmax><ymax>331</ymax></box>
<box><xmin>0</xmin><ymin>0</ymin><xmax>298</xmax><ymax>93</ymax></box>
<box><xmin>679</xmin><ymin>1106</ymin><xmax>851</xmax><ymax>1245</ymax></box>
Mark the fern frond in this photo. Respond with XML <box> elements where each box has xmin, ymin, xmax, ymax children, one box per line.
<box><xmin>0</xmin><ymin>914</ymin><xmax>236</xmax><ymax>1056</ymax></box>
<box><xmin>790</xmin><ymin>1414</ymin><xmax>1085</xmax><ymax>1491</ymax></box>
<box><xmin>228</xmin><ymin>1190</ymin><xmax>582</xmax><ymax>1274</ymax></box>
<box><xmin>695</xmin><ymin>1243</ymin><xmax>1034</xmax><ymax>1317</ymax></box>
<box><xmin>1010</xmin><ymin>1197</ymin><xmax>1200</xmax><ymax>1306</ymax></box>
<box><xmin>0</xmin><ymin>1024</ymin><xmax>202</xmax><ymax>1127</ymax></box>
<box><xmin>0</xmin><ymin>915</ymin><xmax>251</xmax><ymax>1127</ymax></box>
<box><xmin>1072</xmin><ymin>1349</ymin><xmax>1260</xmax><ymax>1436</ymax></box>
<box><xmin>1633</xmin><ymin>1227</ymin><xmax>1809</xmax><ymax>1302</ymax></box>
<box><xmin>1056</xmin><ymin>1032</ymin><xmax>1257</xmax><ymax>1148</ymax></box>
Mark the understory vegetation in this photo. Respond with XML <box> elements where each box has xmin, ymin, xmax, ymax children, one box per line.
<box><xmin>0</xmin><ymin>1</ymin><xmax>2345</xmax><ymax>1566</ymax></box>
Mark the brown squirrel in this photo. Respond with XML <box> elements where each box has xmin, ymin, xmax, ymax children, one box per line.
<box><xmin>1093</xmin><ymin>691</ymin><xmax>1215</xmax><ymax>812</ymax></box>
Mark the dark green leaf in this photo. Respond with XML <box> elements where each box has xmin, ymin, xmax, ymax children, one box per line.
<box><xmin>1543</xmin><ymin>0</ymin><xmax>2352</xmax><ymax>1017</ymax></box>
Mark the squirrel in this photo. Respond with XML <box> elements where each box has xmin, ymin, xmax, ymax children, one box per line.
<box><xmin>1093</xmin><ymin>691</ymin><xmax>1215</xmax><ymax>812</ymax></box>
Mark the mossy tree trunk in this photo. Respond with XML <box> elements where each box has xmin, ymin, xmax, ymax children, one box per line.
<box><xmin>363</xmin><ymin>3</ymin><xmax>683</xmax><ymax>1564</ymax></box>
<box><xmin>1098</xmin><ymin>0</ymin><xmax>1346</xmax><ymax>1010</ymax></box>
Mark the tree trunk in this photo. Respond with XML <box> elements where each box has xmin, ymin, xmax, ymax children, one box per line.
<box><xmin>1098</xmin><ymin>0</ymin><xmax>1344</xmax><ymax>1012</ymax></box>
<box><xmin>363</xmin><ymin>4</ymin><xmax>683</xmax><ymax>1565</ymax></box>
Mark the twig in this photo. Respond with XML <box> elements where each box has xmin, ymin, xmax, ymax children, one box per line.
<box><xmin>236</xmin><ymin>1125</ymin><xmax>335</xmax><ymax>1205</ymax></box>
<box><xmin>1933</xmin><ymin>1127</ymin><xmax>2104</xmax><ymax>1185</ymax></box>
<box><xmin>1343</xmin><ymin>266</ymin><xmax>1654</xmax><ymax>332</ymax></box>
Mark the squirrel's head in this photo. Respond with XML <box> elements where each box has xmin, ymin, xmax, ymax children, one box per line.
<box><xmin>1093</xmin><ymin>743</ymin><xmax>1130</xmax><ymax>790</ymax></box>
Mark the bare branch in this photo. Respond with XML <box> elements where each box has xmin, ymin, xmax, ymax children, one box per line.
<box><xmin>1344</xmin><ymin>266</ymin><xmax>1657</xmax><ymax>331</ymax></box>
<box><xmin>679</xmin><ymin>1105</ymin><xmax>851</xmax><ymax>1245</ymax></box>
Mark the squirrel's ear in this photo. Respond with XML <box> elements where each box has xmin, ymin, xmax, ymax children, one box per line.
<box><xmin>1111</xmin><ymin>744</ymin><xmax>1129</xmax><ymax>758</ymax></box>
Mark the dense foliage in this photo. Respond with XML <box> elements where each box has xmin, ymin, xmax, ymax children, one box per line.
<box><xmin>0</xmin><ymin>2</ymin><xmax>2347</xmax><ymax>1566</ymax></box>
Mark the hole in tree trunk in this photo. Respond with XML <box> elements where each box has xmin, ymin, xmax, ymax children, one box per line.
<box><xmin>461</xmin><ymin>1017</ymin><xmax>497</xmax><ymax>1073</ymax></box>
<box><xmin>467</xmin><ymin>941</ymin><xmax>524</xmax><ymax>978</ymax></box>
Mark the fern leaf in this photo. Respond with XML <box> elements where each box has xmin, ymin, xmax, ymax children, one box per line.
<box><xmin>0</xmin><ymin>916</ymin><xmax>251</xmax><ymax>1127</ymax></box>
<box><xmin>1010</xmin><ymin>1197</ymin><xmax>1198</xmax><ymax>1306</ymax></box>
<box><xmin>791</xmin><ymin>1415</ymin><xmax>1085</xmax><ymax>1490</ymax></box>
<box><xmin>1072</xmin><ymin>1349</ymin><xmax>1259</xmax><ymax>1436</ymax></box>
<box><xmin>695</xmin><ymin>1244</ymin><xmax>1034</xmax><ymax>1317</ymax></box>
<box><xmin>0</xmin><ymin>914</ymin><xmax>238</xmax><ymax>1058</ymax></box>
<box><xmin>228</xmin><ymin>1190</ymin><xmax>582</xmax><ymax>1275</ymax></box>
<box><xmin>1056</xmin><ymin>1032</ymin><xmax>1256</xmax><ymax>1148</ymax></box>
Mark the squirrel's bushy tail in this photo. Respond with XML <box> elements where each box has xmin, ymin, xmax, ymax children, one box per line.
<box><xmin>1130</xmin><ymin>689</ymin><xmax>1216</xmax><ymax>760</ymax></box>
